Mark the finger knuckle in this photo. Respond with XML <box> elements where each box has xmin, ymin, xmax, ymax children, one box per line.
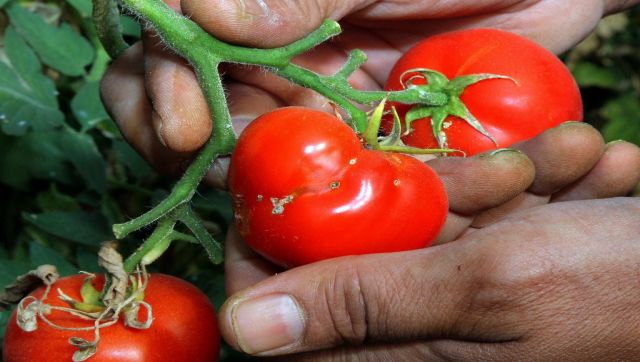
<box><xmin>320</xmin><ymin>261</ymin><xmax>369</xmax><ymax>346</ymax></box>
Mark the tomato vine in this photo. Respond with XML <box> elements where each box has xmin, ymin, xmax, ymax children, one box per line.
<box><xmin>92</xmin><ymin>0</ymin><xmax>452</xmax><ymax>271</ymax></box>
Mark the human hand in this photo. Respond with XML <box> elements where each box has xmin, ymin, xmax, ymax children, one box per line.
<box><xmin>100</xmin><ymin>0</ymin><xmax>639</xmax><ymax>182</ymax></box>
<box><xmin>219</xmin><ymin>121</ymin><xmax>640</xmax><ymax>359</ymax></box>
<box><xmin>220</xmin><ymin>196</ymin><xmax>640</xmax><ymax>361</ymax></box>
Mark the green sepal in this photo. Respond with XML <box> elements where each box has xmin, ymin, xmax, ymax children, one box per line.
<box><xmin>448</xmin><ymin>97</ymin><xmax>497</xmax><ymax>145</ymax></box>
<box><xmin>405</xmin><ymin>106</ymin><xmax>432</xmax><ymax>134</ymax></box>
<box><xmin>447</xmin><ymin>73</ymin><xmax>516</xmax><ymax>96</ymax></box>
<box><xmin>379</xmin><ymin>107</ymin><xmax>402</xmax><ymax>147</ymax></box>
<box><xmin>58</xmin><ymin>288</ymin><xmax>105</xmax><ymax>314</ymax></box>
<box><xmin>80</xmin><ymin>275</ymin><xmax>103</xmax><ymax>306</ymax></box>
<box><xmin>127</xmin><ymin>275</ymin><xmax>145</xmax><ymax>302</ymax></box>
<box><xmin>400</xmin><ymin>68</ymin><xmax>448</xmax><ymax>89</ymax></box>
<box><xmin>363</xmin><ymin>98</ymin><xmax>386</xmax><ymax>148</ymax></box>
<box><xmin>396</xmin><ymin>68</ymin><xmax>511</xmax><ymax>149</ymax></box>
<box><xmin>430</xmin><ymin>108</ymin><xmax>450</xmax><ymax>151</ymax></box>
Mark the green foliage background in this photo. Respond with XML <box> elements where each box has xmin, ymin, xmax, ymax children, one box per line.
<box><xmin>0</xmin><ymin>1</ymin><xmax>638</xmax><ymax>360</ymax></box>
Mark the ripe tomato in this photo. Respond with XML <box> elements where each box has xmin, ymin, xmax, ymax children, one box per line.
<box><xmin>385</xmin><ymin>28</ymin><xmax>583</xmax><ymax>156</ymax></box>
<box><xmin>228</xmin><ymin>107</ymin><xmax>448</xmax><ymax>268</ymax></box>
<box><xmin>3</xmin><ymin>274</ymin><xmax>220</xmax><ymax>362</ymax></box>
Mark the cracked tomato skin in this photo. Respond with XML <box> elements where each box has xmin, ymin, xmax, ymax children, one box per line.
<box><xmin>228</xmin><ymin>107</ymin><xmax>448</xmax><ymax>268</ymax></box>
<box><xmin>385</xmin><ymin>28</ymin><xmax>583</xmax><ymax>156</ymax></box>
<box><xmin>2</xmin><ymin>274</ymin><xmax>220</xmax><ymax>362</ymax></box>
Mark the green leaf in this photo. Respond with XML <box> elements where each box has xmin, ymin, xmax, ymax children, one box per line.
<box><xmin>0</xmin><ymin>0</ymin><xmax>9</xmax><ymax>9</ymax></box>
<box><xmin>59</xmin><ymin>128</ymin><xmax>107</xmax><ymax>192</ymax></box>
<box><xmin>76</xmin><ymin>249</ymin><xmax>100</xmax><ymax>273</ymax></box>
<box><xmin>601</xmin><ymin>95</ymin><xmax>640</xmax><ymax>144</ymax></box>
<box><xmin>0</xmin><ymin>259</ymin><xmax>31</xmax><ymax>288</ymax></box>
<box><xmin>71</xmin><ymin>82</ymin><xmax>111</xmax><ymax>132</ymax></box>
<box><xmin>0</xmin><ymin>27</ymin><xmax>64</xmax><ymax>135</ymax></box>
<box><xmin>188</xmin><ymin>270</ymin><xmax>226</xmax><ymax>309</ymax></box>
<box><xmin>7</xmin><ymin>4</ymin><xmax>94</xmax><ymax>76</ymax></box>
<box><xmin>29</xmin><ymin>242</ymin><xmax>76</xmax><ymax>276</ymax></box>
<box><xmin>113</xmin><ymin>140</ymin><xmax>153</xmax><ymax>180</ymax></box>
<box><xmin>100</xmin><ymin>194</ymin><xmax>126</xmax><ymax>226</ymax></box>
<box><xmin>572</xmin><ymin>61</ymin><xmax>625</xmax><ymax>89</ymax></box>
<box><xmin>36</xmin><ymin>184</ymin><xmax>81</xmax><ymax>212</ymax></box>
<box><xmin>23</xmin><ymin>211</ymin><xmax>112</xmax><ymax>246</ymax></box>
<box><xmin>192</xmin><ymin>188</ymin><xmax>234</xmax><ymax>223</ymax></box>
<box><xmin>120</xmin><ymin>15</ymin><xmax>141</xmax><ymax>37</ymax></box>
<box><xmin>0</xmin><ymin>132</ymin><xmax>73</xmax><ymax>189</ymax></box>
<box><xmin>66</xmin><ymin>0</ymin><xmax>92</xmax><ymax>17</ymax></box>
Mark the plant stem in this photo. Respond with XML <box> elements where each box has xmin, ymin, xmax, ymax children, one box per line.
<box><xmin>92</xmin><ymin>0</ymin><xmax>128</xmax><ymax>59</ymax></box>
<box><xmin>112</xmin><ymin>59</ymin><xmax>233</xmax><ymax>239</ymax></box>
<box><xmin>177</xmin><ymin>207</ymin><xmax>223</xmax><ymax>264</ymax></box>
<box><xmin>123</xmin><ymin>217</ymin><xmax>175</xmax><ymax>273</ymax></box>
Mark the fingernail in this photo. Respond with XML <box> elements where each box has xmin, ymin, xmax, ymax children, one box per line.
<box><xmin>557</xmin><ymin>120</ymin><xmax>593</xmax><ymax>129</ymax></box>
<box><xmin>230</xmin><ymin>294</ymin><xmax>305</xmax><ymax>355</ymax></box>
<box><xmin>489</xmin><ymin>147</ymin><xmax>523</xmax><ymax>157</ymax></box>
<box><xmin>605</xmin><ymin>139</ymin><xmax>627</xmax><ymax>150</ymax></box>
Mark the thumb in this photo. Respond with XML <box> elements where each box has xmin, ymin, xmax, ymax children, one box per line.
<box><xmin>180</xmin><ymin>0</ymin><xmax>369</xmax><ymax>47</ymax></box>
<box><xmin>218</xmin><ymin>243</ymin><xmax>503</xmax><ymax>356</ymax></box>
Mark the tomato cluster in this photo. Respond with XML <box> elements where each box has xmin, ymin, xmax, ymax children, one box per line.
<box><xmin>229</xmin><ymin>28</ymin><xmax>582</xmax><ymax>268</ymax></box>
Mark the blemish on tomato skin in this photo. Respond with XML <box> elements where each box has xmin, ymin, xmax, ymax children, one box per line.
<box><xmin>256</xmin><ymin>195</ymin><xmax>264</xmax><ymax>202</ymax></box>
<box><xmin>271</xmin><ymin>195</ymin><xmax>293</xmax><ymax>215</ymax></box>
<box><xmin>330</xmin><ymin>181</ymin><xmax>340</xmax><ymax>190</ymax></box>
<box><xmin>393</xmin><ymin>179</ymin><xmax>400</xmax><ymax>187</ymax></box>
<box><xmin>349</xmin><ymin>158</ymin><xmax>357</xmax><ymax>165</ymax></box>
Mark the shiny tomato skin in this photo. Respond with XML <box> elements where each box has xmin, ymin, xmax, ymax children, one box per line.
<box><xmin>228</xmin><ymin>107</ymin><xmax>448</xmax><ymax>268</ymax></box>
<box><xmin>385</xmin><ymin>28</ymin><xmax>583</xmax><ymax>156</ymax></box>
<box><xmin>3</xmin><ymin>274</ymin><xmax>220</xmax><ymax>362</ymax></box>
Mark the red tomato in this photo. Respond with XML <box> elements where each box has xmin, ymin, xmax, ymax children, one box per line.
<box><xmin>3</xmin><ymin>274</ymin><xmax>220</xmax><ymax>362</ymax></box>
<box><xmin>385</xmin><ymin>28</ymin><xmax>583</xmax><ymax>156</ymax></box>
<box><xmin>228</xmin><ymin>107</ymin><xmax>448</xmax><ymax>268</ymax></box>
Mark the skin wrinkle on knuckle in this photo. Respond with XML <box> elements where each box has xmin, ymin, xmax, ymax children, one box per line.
<box><xmin>320</xmin><ymin>263</ymin><xmax>369</xmax><ymax>346</ymax></box>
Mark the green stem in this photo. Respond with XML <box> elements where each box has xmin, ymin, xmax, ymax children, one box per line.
<box><xmin>276</xmin><ymin>63</ymin><xmax>369</xmax><ymax>131</ymax></box>
<box><xmin>123</xmin><ymin>217</ymin><xmax>175</xmax><ymax>273</ymax></box>
<box><xmin>170</xmin><ymin>231</ymin><xmax>198</xmax><ymax>244</ymax></box>
<box><xmin>275</xmin><ymin>64</ymin><xmax>448</xmax><ymax>133</ymax></box>
<box><xmin>112</xmin><ymin>60</ymin><xmax>234</xmax><ymax>239</ymax></box>
<box><xmin>177</xmin><ymin>207</ymin><xmax>223</xmax><ymax>264</ymax></box>
<box><xmin>92</xmin><ymin>0</ymin><xmax>128</xmax><ymax>59</ymax></box>
<box><xmin>121</xmin><ymin>0</ymin><xmax>339</xmax><ymax>68</ymax></box>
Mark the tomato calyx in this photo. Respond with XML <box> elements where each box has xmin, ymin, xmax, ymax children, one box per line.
<box><xmin>0</xmin><ymin>244</ymin><xmax>158</xmax><ymax>361</ymax></box>
<box><xmin>363</xmin><ymin>98</ymin><xmax>459</xmax><ymax>156</ymax></box>
<box><xmin>399</xmin><ymin>68</ymin><xmax>515</xmax><ymax>149</ymax></box>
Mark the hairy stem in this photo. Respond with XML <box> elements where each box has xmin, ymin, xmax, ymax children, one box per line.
<box><xmin>123</xmin><ymin>217</ymin><xmax>175</xmax><ymax>273</ymax></box>
<box><xmin>112</xmin><ymin>59</ymin><xmax>233</xmax><ymax>239</ymax></box>
<box><xmin>92</xmin><ymin>0</ymin><xmax>128</xmax><ymax>59</ymax></box>
<box><xmin>177</xmin><ymin>207</ymin><xmax>223</xmax><ymax>264</ymax></box>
